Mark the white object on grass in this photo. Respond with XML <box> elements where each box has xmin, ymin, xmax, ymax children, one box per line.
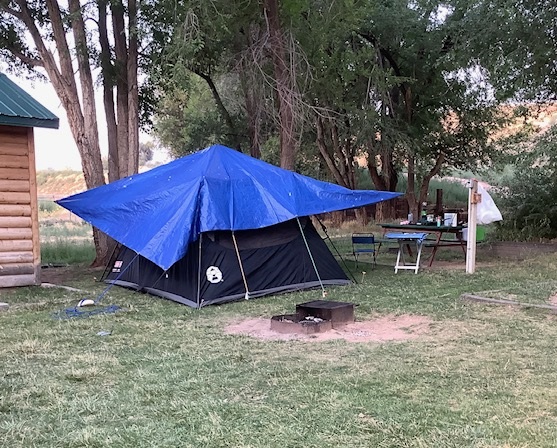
<box><xmin>78</xmin><ymin>299</ymin><xmax>95</xmax><ymax>307</ymax></box>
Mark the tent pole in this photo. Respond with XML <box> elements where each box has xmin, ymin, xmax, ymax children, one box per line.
<box><xmin>315</xmin><ymin>216</ymin><xmax>358</xmax><ymax>283</ymax></box>
<box><xmin>231</xmin><ymin>231</ymin><xmax>250</xmax><ymax>300</ymax></box>
<box><xmin>99</xmin><ymin>239</ymin><xmax>121</xmax><ymax>282</ymax></box>
<box><xmin>196</xmin><ymin>234</ymin><xmax>203</xmax><ymax>307</ymax></box>
<box><xmin>296</xmin><ymin>217</ymin><xmax>326</xmax><ymax>298</ymax></box>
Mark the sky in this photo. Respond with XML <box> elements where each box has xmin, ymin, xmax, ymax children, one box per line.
<box><xmin>15</xmin><ymin>76</ymin><xmax>88</xmax><ymax>171</ymax></box>
<box><xmin>10</xmin><ymin>74</ymin><xmax>167</xmax><ymax>172</ymax></box>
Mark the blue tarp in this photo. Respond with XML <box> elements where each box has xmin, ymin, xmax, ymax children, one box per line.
<box><xmin>57</xmin><ymin>145</ymin><xmax>400</xmax><ymax>270</ymax></box>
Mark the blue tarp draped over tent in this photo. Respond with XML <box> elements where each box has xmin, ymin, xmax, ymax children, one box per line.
<box><xmin>57</xmin><ymin>145</ymin><xmax>400</xmax><ymax>270</ymax></box>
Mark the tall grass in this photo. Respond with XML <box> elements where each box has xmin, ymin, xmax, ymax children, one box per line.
<box><xmin>40</xmin><ymin>218</ymin><xmax>95</xmax><ymax>265</ymax></box>
<box><xmin>40</xmin><ymin>239</ymin><xmax>95</xmax><ymax>265</ymax></box>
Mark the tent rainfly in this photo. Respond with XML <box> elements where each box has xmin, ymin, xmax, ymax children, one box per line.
<box><xmin>57</xmin><ymin>145</ymin><xmax>400</xmax><ymax>307</ymax></box>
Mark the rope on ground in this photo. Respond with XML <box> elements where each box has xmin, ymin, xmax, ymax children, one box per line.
<box><xmin>52</xmin><ymin>253</ymin><xmax>140</xmax><ymax>320</ymax></box>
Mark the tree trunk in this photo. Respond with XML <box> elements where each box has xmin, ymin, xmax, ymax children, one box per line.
<box><xmin>355</xmin><ymin>208</ymin><xmax>369</xmax><ymax>226</ymax></box>
<box><xmin>3</xmin><ymin>0</ymin><xmax>126</xmax><ymax>267</ymax></box>
<box><xmin>406</xmin><ymin>152</ymin><xmax>419</xmax><ymax>220</ymax></box>
<box><xmin>68</xmin><ymin>0</ymin><xmax>110</xmax><ymax>266</ymax></box>
<box><xmin>316</xmin><ymin>116</ymin><xmax>346</xmax><ymax>186</ymax></box>
<box><xmin>98</xmin><ymin>0</ymin><xmax>119</xmax><ymax>183</ymax></box>
<box><xmin>365</xmin><ymin>138</ymin><xmax>398</xmax><ymax>221</ymax></box>
<box><xmin>240</xmin><ymin>62</ymin><xmax>262</xmax><ymax>158</ymax></box>
<box><xmin>92</xmin><ymin>229</ymin><xmax>113</xmax><ymax>268</ymax></box>
<box><xmin>112</xmin><ymin>0</ymin><xmax>130</xmax><ymax>178</ymax></box>
<box><xmin>127</xmin><ymin>0</ymin><xmax>140</xmax><ymax>175</ymax></box>
<box><xmin>263</xmin><ymin>0</ymin><xmax>297</xmax><ymax>169</ymax></box>
<box><xmin>315</xmin><ymin>115</ymin><xmax>358</xmax><ymax>188</ymax></box>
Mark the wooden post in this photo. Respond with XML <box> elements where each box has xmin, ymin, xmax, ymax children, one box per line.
<box><xmin>435</xmin><ymin>189</ymin><xmax>443</xmax><ymax>215</ymax></box>
<box><xmin>466</xmin><ymin>179</ymin><xmax>479</xmax><ymax>274</ymax></box>
<box><xmin>27</xmin><ymin>128</ymin><xmax>41</xmax><ymax>284</ymax></box>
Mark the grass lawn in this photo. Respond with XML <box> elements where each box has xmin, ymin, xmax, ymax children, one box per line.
<box><xmin>2</xmin><ymin>251</ymin><xmax>557</xmax><ymax>447</ymax></box>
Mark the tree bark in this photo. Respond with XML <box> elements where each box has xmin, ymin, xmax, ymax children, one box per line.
<box><xmin>239</xmin><ymin>55</ymin><xmax>262</xmax><ymax>158</ymax></box>
<box><xmin>98</xmin><ymin>0</ymin><xmax>120</xmax><ymax>183</ymax></box>
<box><xmin>263</xmin><ymin>0</ymin><xmax>297</xmax><ymax>169</ymax></box>
<box><xmin>366</xmin><ymin>140</ymin><xmax>398</xmax><ymax>221</ymax></box>
<box><xmin>111</xmin><ymin>0</ymin><xmax>130</xmax><ymax>178</ymax></box>
<box><xmin>316</xmin><ymin>116</ymin><xmax>346</xmax><ymax>186</ymax></box>
<box><xmin>68</xmin><ymin>0</ymin><xmax>110</xmax><ymax>266</ymax></box>
<box><xmin>406</xmin><ymin>152</ymin><xmax>418</xmax><ymax>219</ymax></box>
<box><xmin>39</xmin><ymin>1</ymin><xmax>104</xmax><ymax>190</ymax></box>
<box><xmin>127</xmin><ymin>0</ymin><xmax>139</xmax><ymax>175</ymax></box>
<box><xmin>2</xmin><ymin>0</ymin><xmax>137</xmax><ymax>267</ymax></box>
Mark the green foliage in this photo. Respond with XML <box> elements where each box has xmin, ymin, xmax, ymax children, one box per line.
<box><xmin>358</xmin><ymin>169</ymin><xmax>469</xmax><ymax>207</ymax></box>
<box><xmin>449</xmin><ymin>0</ymin><xmax>557</xmax><ymax>102</ymax></box>
<box><xmin>494</xmin><ymin>125</ymin><xmax>557</xmax><ymax>240</ymax></box>
<box><xmin>38</xmin><ymin>200</ymin><xmax>59</xmax><ymax>214</ymax></box>
<box><xmin>155</xmin><ymin>76</ymin><xmax>247</xmax><ymax>157</ymax></box>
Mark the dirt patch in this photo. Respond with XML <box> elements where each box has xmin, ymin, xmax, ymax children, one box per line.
<box><xmin>549</xmin><ymin>291</ymin><xmax>557</xmax><ymax>305</ymax></box>
<box><xmin>224</xmin><ymin>314</ymin><xmax>432</xmax><ymax>343</ymax></box>
<box><xmin>40</xmin><ymin>265</ymin><xmax>104</xmax><ymax>285</ymax></box>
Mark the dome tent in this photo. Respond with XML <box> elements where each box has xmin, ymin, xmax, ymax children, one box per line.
<box><xmin>57</xmin><ymin>145</ymin><xmax>400</xmax><ymax>307</ymax></box>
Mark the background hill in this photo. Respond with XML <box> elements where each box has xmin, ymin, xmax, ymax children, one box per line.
<box><xmin>37</xmin><ymin>170</ymin><xmax>86</xmax><ymax>199</ymax></box>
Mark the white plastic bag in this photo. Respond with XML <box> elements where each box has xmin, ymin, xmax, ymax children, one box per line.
<box><xmin>476</xmin><ymin>184</ymin><xmax>503</xmax><ymax>224</ymax></box>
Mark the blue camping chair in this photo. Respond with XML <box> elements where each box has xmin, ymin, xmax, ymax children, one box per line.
<box><xmin>352</xmin><ymin>233</ymin><xmax>377</xmax><ymax>267</ymax></box>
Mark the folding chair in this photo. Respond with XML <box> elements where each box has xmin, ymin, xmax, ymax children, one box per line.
<box><xmin>351</xmin><ymin>233</ymin><xmax>377</xmax><ymax>268</ymax></box>
<box><xmin>385</xmin><ymin>232</ymin><xmax>428</xmax><ymax>274</ymax></box>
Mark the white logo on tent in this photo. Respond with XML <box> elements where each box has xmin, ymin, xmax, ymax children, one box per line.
<box><xmin>112</xmin><ymin>260</ymin><xmax>123</xmax><ymax>273</ymax></box>
<box><xmin>206</xmin><ymin>266</ymin><xmax>223</xmax><ymax>284</ymax></box>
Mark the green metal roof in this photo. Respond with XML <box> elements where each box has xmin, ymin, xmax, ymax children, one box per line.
<box><xmin>0</xmin><ymin>73</ymin><xmax>59</xmax><ymax>129</ymax></box>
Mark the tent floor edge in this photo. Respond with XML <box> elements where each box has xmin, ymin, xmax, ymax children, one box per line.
<box><xmin>106</xmin><ymin>278</ymin><xmax>351</xmax><ymax>309</ymax></box>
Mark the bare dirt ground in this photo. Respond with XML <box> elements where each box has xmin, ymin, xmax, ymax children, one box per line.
<box><xmin>40</xmin><ymin>265</ymin><xmax>104</xmax><ymax>285</ymax></box>
<box><xmin>225</xmin><ymin>314</ymin><xmax>432</xmax><ymax>343</ymax></box>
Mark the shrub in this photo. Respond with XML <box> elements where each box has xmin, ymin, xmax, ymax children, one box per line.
<box><xmin>494</xmin><ymin>126</ymin><xmax>557</xmax><ymax>240</ymax></box>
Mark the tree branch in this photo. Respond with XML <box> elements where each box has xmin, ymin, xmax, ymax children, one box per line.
<box><xmin>194</xmin><ymin>68</ymin><xmax>242</xmax><ymax>150</ymax></box>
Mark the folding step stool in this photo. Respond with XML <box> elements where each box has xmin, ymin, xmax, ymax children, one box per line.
<box><xmin>385</xmin><ymin>232</ymin><xmax>428</xmax><ymax>274</ymax></box>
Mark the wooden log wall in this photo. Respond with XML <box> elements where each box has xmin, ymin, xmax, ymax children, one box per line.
<box><xmin>0</xmin><ymin>125</ymin><xmax>40</xmax><ymax>287</ymax></box>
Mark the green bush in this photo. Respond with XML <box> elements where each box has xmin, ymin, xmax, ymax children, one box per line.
<box><xmin>38</xmin><ymin>200</ymin><xmax>59</xmax><ymax>214</ymax></box>
<box><xmin>493</xmin><ymin>126</ymin><xmax>557</xmax><ymax>240</ymax></box>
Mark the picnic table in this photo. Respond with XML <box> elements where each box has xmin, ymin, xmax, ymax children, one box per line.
<box><xmin>380</xmin><ymin>223</ymin><xmax>466</xmax><ymax>268</ymax></box>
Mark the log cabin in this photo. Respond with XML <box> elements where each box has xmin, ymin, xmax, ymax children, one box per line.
<box><xmin>0</xmin><ymin>73</ymin><xmax>59</xmax><ymax>287</ymax></box>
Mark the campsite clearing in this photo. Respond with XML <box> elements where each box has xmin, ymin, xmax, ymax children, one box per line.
<box><xmin>2</xmin><ymin>252</ymin><xmax>557</xmax><ymax>447</ymax></box>
<box><xmin>224</xmin><ymin>314</ymin><xmax>433</xmax><ymax>342</ymax></box>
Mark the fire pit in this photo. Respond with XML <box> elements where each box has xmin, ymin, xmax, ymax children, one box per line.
<box><xmin>270</xmin><ymin>300</ymin><xmax>355</xmax><ymax>335</ymax></box>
